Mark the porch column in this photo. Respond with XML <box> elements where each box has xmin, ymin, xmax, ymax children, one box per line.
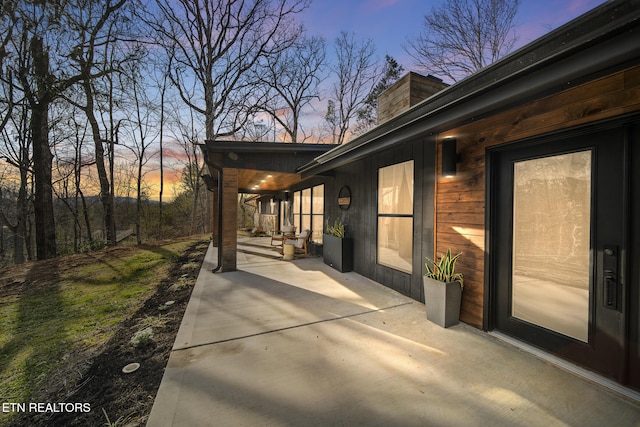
<box><xmin>221</xmin><ymin>167</ymin><xmax>238</xmax><ymax>271</ymax></box>
<box><xmin>207</xmin><ymin>187</ymin><xmax>219</xmax><ymax>241</ymax></box>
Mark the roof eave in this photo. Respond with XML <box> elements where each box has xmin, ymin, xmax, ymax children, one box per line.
<box><xmin>202</xmin><ymin>140</ymin><xmax>339</xmax><ymax>154</ymax></box>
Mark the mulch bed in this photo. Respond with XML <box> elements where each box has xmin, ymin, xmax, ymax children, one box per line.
<box><xmin>8</xmin><ymin>240</ymin><xmax>207</xmax><ymax>427</ymax></box>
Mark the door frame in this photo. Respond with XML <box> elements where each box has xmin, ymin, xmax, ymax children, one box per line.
<box><xmin>484</xmin><ymin>116</ymin><xmax>637</xmax><ymax>385</ymax></box>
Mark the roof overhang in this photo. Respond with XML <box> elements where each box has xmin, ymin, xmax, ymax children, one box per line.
<box><xmin>299</xmin><ymin>0</ymin><xmax>640</xmax><ymax>177</ymax></box>
<box><xmin>200</xmin><ymin>141</ymin><xmax>338</xmax><ymax>193</ymax></box>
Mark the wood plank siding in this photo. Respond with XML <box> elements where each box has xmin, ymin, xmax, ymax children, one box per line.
<box><xmin>435</xmin><ymin>65</ymin><xmax>640</xmax><ymax>328</ymax></box>
<box><xmin>377</xmin><ymin>73</ymin><xmax>448</xmax><ymax>124</ymax></box>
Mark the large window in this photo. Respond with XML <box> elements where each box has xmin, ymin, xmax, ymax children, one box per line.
<box><xmin>292</xmin><ymin>185</ymin><xmax>324</xmax><ymax>244</ymax></box>
<box><xmin>378</xmin><ymin>160</ymin><xmax>414</xmax><ymax>273</ymax></box>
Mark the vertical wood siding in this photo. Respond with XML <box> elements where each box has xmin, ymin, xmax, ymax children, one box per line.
<box><xmin>327</xmin><ymin>138</ymin><xmax>436</xmax><ymax>301</ymax></box>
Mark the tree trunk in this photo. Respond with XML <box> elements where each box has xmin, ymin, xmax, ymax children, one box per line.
<box><xmin>158</xmin><ymin>71</ymin><xmax>167</xmax><ymax>240</ymax></box>
<box><xmin>0</xmin><ymin>216</ymin><xmax>3</xmax><ymax>261</ymax></box>
<box><xmin>190</xmin><ymin>186</ymin><xmax>199</xmax><ymax>235</ymax></box>
<box><xmin>14</xmin><ymin>166</ymin><xmax>28</xmax><ymax>264</ymax></box>
<box><xmin>74</xmin><ymin>141</ymin><xmax>93</xmax><ymax>247</ymax></box>
<box><xmin>79</xmin><ymin>189</ymin><xmax>93</xmax><ymax>244</ymax></box>
<box><xmin>0</xmin><ymin>187</ymin><xmax>25</xmax><ymax>264</ymax></box>
<box><xmin>30</xmin><ymin>36</ymin><xmax>57</xmax><ymax>260</ymax></box>
<box><xmin>25</xmin><ymin>213</ymin><xmax>34</xmax><ymax>261</ymax></box>
<box><xmin>31</xmin><ymin>105</ymin><xmax>56</xmax><ymax>260</ymax></box>
<box><xmin>83</xmin><ymin>79</ymin><xmax>116</xmax><ymax>246</ymax></box>
<box><xmin>136</xmin><ymin>162</ymin><xmax>142</xmax><ymax>245</ymax></box>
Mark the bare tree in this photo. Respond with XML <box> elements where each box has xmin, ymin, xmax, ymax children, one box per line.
<box><xmin>2</xmin><ymin>0</ymin><xmax>133</xmax><ymax>259</ymax></box>
<box><xmin>169</xmin><ymin>106</ymin><xmax>207</xmax><ymax>235</ymax></box>
<box><xmin>405</xmin><ymin>0</ymin><xmax>519</xmax><ymax>82</ymax></box>
<box><xmin>156</xmin><ymin>56</ymin><xmax>171</xmax><ymax>239</ymax></box>
<box><xmin>353</xmin><ymin>54</ymin><xmax>404</xmax><ymax>136</ymax></box>
<box><xmin>77</xmin><ymin>3</ymin><xmax>143</xmax><ymax>247</ymax></box>
<box><xmin>121</xmin><ymin>61</ymin><xmax>160</xmax><ymax>245</ymax></box>
<box><xmin>326</xmin><ymin>31</ymin><xmax>379</xmax><ymax>144</ymax></box>
<box><xmin>238</xmin><ymin>116</ymin><xmax>275</xmax><ymax>141</ymax></box>
<box><xmin>151</xmin><ymin>0</ymin><xmax>309</xmax><ymax>140</ymax></box>
<box><xmin>0</xmin><ymin>0</ymin><xmax>18</xmax><ymax>136</ymax></box>
<box><xmin>51</xmin><ymin>107</ymin><xmax>97</xmax><ymax>253</ymax></box>
<box><xmin>0</xmin><ymin>101</ymin><xmax>31</xmax><ymax>264</ymax></box>
<box><xmin>256</xmin><ymin>32</ymin><xmax>326</xmax><ymax>142</ymax></box>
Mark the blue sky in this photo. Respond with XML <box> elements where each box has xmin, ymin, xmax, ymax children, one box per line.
<box><xmin>290</xmin><ymin>0</ymin><xmax>609</xmax><ymax>139</ymax></box>
<box><xmin>300</xmin><ymin>0</ymin><xmax>609</xmax><ymax>70</ymax></box>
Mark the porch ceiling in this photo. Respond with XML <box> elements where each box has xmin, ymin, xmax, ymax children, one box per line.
<box><xmin>238</xmin><ymin>169</ymin><xmax>302</xmax><ymax>193</ymax></box>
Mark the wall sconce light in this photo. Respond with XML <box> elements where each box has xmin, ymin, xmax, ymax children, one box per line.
<box><xmin>201</xmin><ymin>174</ymin><xmax>216</xmax><ymax>191</ymax></box>
<box><xmin>441</xmin><ymin>138</ymin><xmax>459</xmax><ymax>178</ymax></box>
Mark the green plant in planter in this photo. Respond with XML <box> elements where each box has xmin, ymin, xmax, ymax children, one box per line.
<box><xmin>423</xmin><ymin>249</ymin><xmax>464</xmax><ymax>328</ymax></box>
<box><xmin>325</xmin><ymin>218</ymin><xmax>346</xmax><ymax>238</ymax></box>
<box><xmin>424</xmin><ymin>249</ymin><xmax>464</xmax><ymax>288</ymax></box>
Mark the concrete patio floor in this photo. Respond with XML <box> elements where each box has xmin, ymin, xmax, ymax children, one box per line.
<box><xmin>147</xmin><ymin>237</ymin><xmax>640</xmax><ymax>426</ymax></box>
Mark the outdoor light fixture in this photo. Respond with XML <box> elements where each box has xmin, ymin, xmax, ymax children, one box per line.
<box><xmin>201</xmin><ymin>174</ymin><xmax>216</xmax><ymax>191</ymax></box>
<box><xmin>441</xmin><ymin>138</ymin><xmax>459</xmax><ymax>178</ymax></box>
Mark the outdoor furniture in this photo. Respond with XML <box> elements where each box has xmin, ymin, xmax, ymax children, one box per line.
<box><xmin>270</xmin><ymin>230</ymin><xmax>284</xmax><ymax>246</ymax></box>
<box><xmin>284</xmin><ymin>229</ymin><xmax>311</xmax><ymax>255</ymax></box>
<box><xmin>270</xmin><ymin>226</ymin><xmax>296</xmax><ymax>247</ymax></box>
<box><xmin>282</xmin><ymin>243</ymin><xmax>295</xmax><ymax>260</ymax></box>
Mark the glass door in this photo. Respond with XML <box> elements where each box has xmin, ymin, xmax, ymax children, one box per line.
<box><xmin>491</xmin><ymin>127</ymin><xmax>628</xmax><ymax>382</ymax></box>
<box><xmin>511</xmin><ymin>150</ymin><xmax>592</xmax><ymax>342</ymax></box>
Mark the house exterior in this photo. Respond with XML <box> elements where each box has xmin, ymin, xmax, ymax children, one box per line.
<box><xmin>202</xmin><ymin>1</ymin><xmax>640</xmax><ymax>391</ymax></box>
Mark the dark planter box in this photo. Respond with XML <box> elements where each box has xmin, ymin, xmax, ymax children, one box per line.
<box><xmin>323</xmin><ymin>234</ymin><xmax>353</xmax><ymax>272</ymax></box>
<box><xmin>423</xmin><ymin>277</ymin><xmax>462</xmax><ymax>328</ymax></box>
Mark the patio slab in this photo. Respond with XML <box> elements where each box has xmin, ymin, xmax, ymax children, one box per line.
<box><xmin>147</xmin><ymin>238</ymin><xmax>640</xmax><ymax>426</ymax></box>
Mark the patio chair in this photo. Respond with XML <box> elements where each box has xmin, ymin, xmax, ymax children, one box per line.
<box><xmin>284</xmin><ymin>229</ymin><xmax>311</xmax><ymax>255</ymax></box>
<box><xmin>270</xmin><ymin>226</ymin><xmax>296</xmax><ymax>247</ymax></box>
<box><xmin>270</xmin><ymin>230</ymin><xmax>284</xmax><ymax>246</ymax></box>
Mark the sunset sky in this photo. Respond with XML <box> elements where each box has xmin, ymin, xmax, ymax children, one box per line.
<box><xmin>147</xmin><ymin>0</ymin><xmax>609</xmax><ymax>200</ymax></box>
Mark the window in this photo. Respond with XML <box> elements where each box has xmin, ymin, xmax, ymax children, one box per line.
<box><xmin>292</xmin><ymin>185</ymin><xmax>324</xmax><ymax>244</ymax></box>
<box><xmin>377</xmin><ymin>161</ymin><xmax>414</xmax><ymax>273</ymax></box>
<box><xmin>301</xmin><ymin>188</ymin><xmax>311</xmax><ymax>232</ymax></box>
<box><xmin>311</xmin><ymin>185</ymin><xmax>324</xmax><ymax>243</ymax></box>
<box><xmin>293</xmin><ymin>190</ymin><xmax>301</xmax><ymax>230</ymax></box>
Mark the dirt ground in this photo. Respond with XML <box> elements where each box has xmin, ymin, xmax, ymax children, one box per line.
<box><xmin>5</xmin><ymin>239</ymin><xmax>208</xmax><ymax>427</ymax></box>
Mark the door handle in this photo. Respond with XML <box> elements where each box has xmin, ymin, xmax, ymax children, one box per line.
<box><xmin>604</xmin><ymin>270</ymin><xmax>617</xmax><ymax>308</ymax></box>
<box><xmin>603</xmin><ymin>246</ymin><xmax>620</xmax><ymax>311</ymax></box>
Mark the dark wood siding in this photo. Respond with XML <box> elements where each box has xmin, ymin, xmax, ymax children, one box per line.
<box><xmin>325</xmin><ymin>138</ymin><xmax>435</xmax><ymax>302</ymax></box>
<box><xmin>435</xmin><ymin>65</ymin><xmax>640</xmax><ymax>328</ymax></box>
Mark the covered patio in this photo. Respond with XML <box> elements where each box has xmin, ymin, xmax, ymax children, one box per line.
<box><xmin>147</xmin><ymin>237</ymin><xmax>640</xmax><ymax>426</ymax></box>
<box><xmin>200</xmin><ymin>140</ymin><xmax>336</xmax><ymax>272</ymax></box>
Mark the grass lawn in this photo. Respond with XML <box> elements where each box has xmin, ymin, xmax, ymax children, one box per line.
<box><xmin>0</xmin><ymin>237</ymin><xmax>207</xmax><ymax>426</ymax></box>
